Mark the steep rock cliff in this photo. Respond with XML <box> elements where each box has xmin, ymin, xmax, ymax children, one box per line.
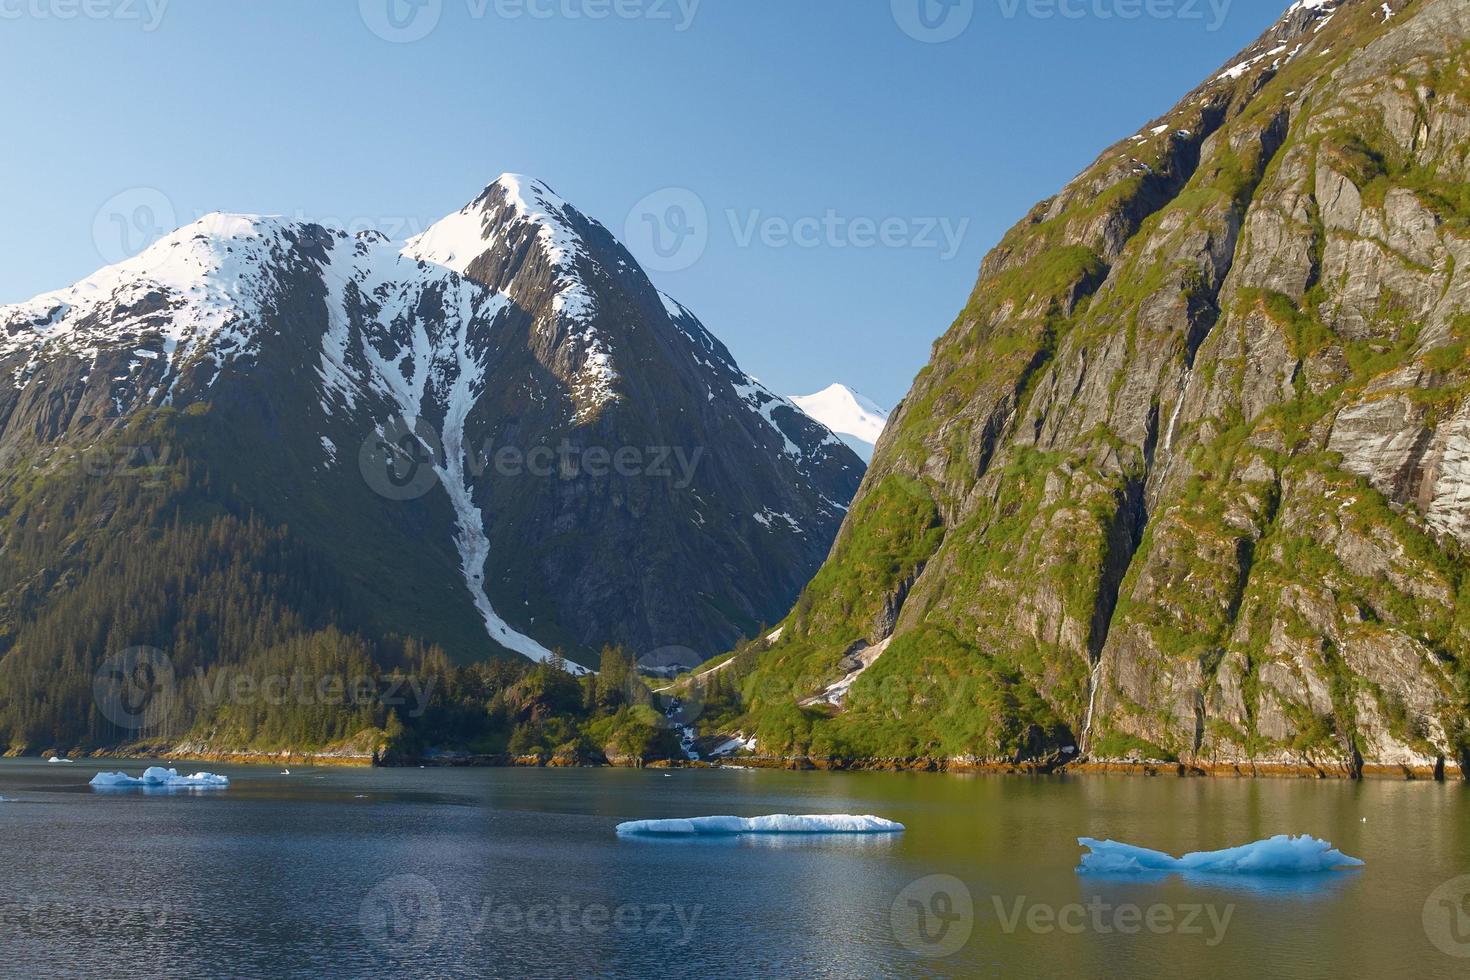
<box><xmin>737</xmin><ymin>0</ymin><xmax>1470</xmax><ymax>777</ymax></box>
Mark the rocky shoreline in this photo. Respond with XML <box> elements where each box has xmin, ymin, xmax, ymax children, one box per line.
<box><xmin>678</xmin><ymin>754</ymin><xmax>1461</xmax><ymax>781</ymax></box>
<box><xmin>24</xmin><ymin>744</ymin><xmax>1463</xmax><ymax>781</ymax></box>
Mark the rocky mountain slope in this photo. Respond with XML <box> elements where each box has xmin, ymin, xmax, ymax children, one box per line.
<box><xmin>731</xmin><ymin>0</ymin><xmax>1470</xmax><ymax>777</ymax></box>
<box><xmin>0</xmin><ymin>175</ymin><xmax>863</xmax><ymax>748</ymax></box>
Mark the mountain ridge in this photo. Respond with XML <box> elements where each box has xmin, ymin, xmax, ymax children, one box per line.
<box><xmin>713</xmin><ymin>0</ymin><xmax>1470</xmax><ymax>778</ymax></box>
<box><xmin>0</xmin><ymin>172</ymin><xmax>866</xmax><ymax>750</ymax></box>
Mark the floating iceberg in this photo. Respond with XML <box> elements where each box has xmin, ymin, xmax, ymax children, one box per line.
<box><xmin>616</xmin><ymin>813</ymin><xmax>904</xmax><ymax>836</ymax></box>
<box><xmin>90</xmin><ymin>767</ymin><xmax>230</xmax><ymax>790</ymax></box>
<box><xmin>1077</xmin><ymin>834</ymin><xmax>1363</xmax><ymax>874</ymax></box>
<box><xmin>48</xmin><ymin>756</ymin><xmax>74</xmax><ymax>763</ymax></box>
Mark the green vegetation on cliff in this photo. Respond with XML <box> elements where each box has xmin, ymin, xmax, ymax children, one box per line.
<box><xmin>703</xmin><ymin>0</ymin><xmax>1470</xmax><ymax>772</ymax></box>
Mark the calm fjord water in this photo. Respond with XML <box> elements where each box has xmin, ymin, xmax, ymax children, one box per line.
<box><xmin>2</xmin><ymin>760</ymin><xmax>1467</xmax><ymax>978</ymax></box>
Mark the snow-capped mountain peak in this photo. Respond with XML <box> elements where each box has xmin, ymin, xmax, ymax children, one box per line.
<box><xmin>0</xmin><ymin>173</ymin><xmax>866</xmax><ymax>669</ymax></box>
<box><xmin>403</xmin><ymin>173</ymin><xmax>594</xmax><ymax>278</ymax></box>
<box><xmin>7</xmin><ymin>211</ymin><xmax>282</xmax><ymax>326</ymax></box>
<box><xmin>0</xmin><ymin>212</ymin><xmax>318</xmax><ymax>396</ymax></box>
<box><xmin>403</xmin><ymin>175</ymin><xmax>615</xmax><ymax>421</ymax></box>
<box><xmin>788</xmin><ymin>384</ymin><xmax>889</xmax><ymax>461</ymax></box>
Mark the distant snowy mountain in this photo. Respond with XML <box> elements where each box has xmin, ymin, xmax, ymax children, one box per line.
<box><xmin>789</xmin><ymin>384</ymin><xmax>888</xmax><ymax>461</ymax></box>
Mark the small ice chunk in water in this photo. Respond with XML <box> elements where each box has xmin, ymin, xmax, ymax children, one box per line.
<box><xmin>1077</xmin><ymin>834</ymin><xmax>1363</xmax><ymax>874</ymax></box>
<box><xmin>616</xmin><ymin>814</ymin><xmax>904</xmax><ymax>835</ymax></box>
<box><xmin>90</xmin><ymin>767</ymin><xmax>229</xmax><ymax>789</ymax></box>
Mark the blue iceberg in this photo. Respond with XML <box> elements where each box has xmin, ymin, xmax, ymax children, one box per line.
<box><xmin>1078</xmin><ymin>834</ymin><xmax>1363</xmax><ymax>875</ymax></box>
<box><xmin>90</xmin><ymin>767</ymin><xmax>229</xmax><ymax>790</ymax></box>
<box><xmin>616</xmin><ymin>813</ymin><xmax>904</xmax><ymax>836</ymax></box>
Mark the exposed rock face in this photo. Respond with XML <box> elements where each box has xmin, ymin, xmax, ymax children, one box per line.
<box><xmin>0</xmin><ymin>177</ymin><xmax>863</xmax><ymax>674</ymax></box>
<box><xmin>742</xmin><ymin>0</ymin><xmax>1470</xmax><ymax>775</ymax></box>
<box><xmin>397</xmin><ymin>177</ymin><xmax>864</xmax><ymax>659</ymax></box>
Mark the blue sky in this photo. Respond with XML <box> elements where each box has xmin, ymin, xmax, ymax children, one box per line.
<box><xmin>1</xmin><ymin>0</ymin><xmax>1286</xmax><ymax>408</ymax></box>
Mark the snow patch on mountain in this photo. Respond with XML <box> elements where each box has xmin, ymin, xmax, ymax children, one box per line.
<box><xmin>1</xmin><ymin>174</ymin><xmax>864</xmax><ymax>670</ymax></box>
<box><xmin>658</xmin><ymin>290</ymin><xmax>693</xmax><ymax>323</ymax></box>
<box><xmin>396</xmin><ymin>205</ymin><xmax>487</xmax><ymax>275</ymax></box>
<box><xmin>733</xmin><ymin>379</ymin><xmax>845</xmax><ymax>464</ymax></box>
<box><xmin>657</xmin><ymin>289</ymin><xmax>854</xmax><ymax>479</ymax></box>
<box><xmin>432</xmin><ymin>292</ymin><xmax>571</xmax><ymax>669</ymax></box>
<box><xmin>753</xmin><ymin>507</ymin><xmax>803</xmax><ymax>533</ymax></box>
<box><xmin>660</xmin><ymin>290</ymin><xmax>730</xmax><ymax>378</ymax></box>
<box><xmin>789</xmin><ymin>384</ymin><xmax>888</xmax><ymax>461</ymax></box>
<box><xmin>1209</xmin><ymin>0</ymin><xmax>1338</xmax><ymax>85</ymax></box>
<box><xmin>0</xmin><ymin>213</ymin><xmax>293</xmax><ymax>401</ymax></box>
<box><xmin>313</xmin><ymin>230</ymin><xmax>568</xmax><ymax>666</ymax></box>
